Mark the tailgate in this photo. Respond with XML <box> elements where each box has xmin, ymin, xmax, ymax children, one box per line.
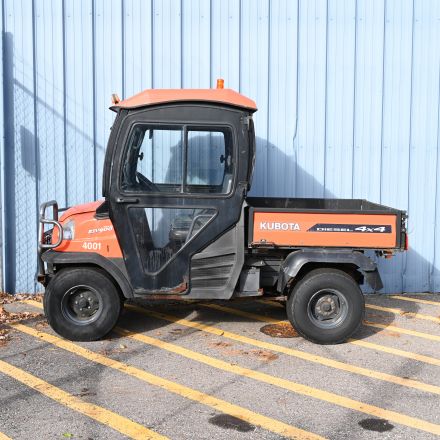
<box><xmin>249</xmin><ymin>209</ymin><xmax>403</xmax><ymax>249</ymax></box>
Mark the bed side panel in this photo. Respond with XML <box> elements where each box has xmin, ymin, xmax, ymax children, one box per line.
<box><xmin>250</xmin><ymin>211</ymin><xmax>399</xmax><ymax>249</ymax></box>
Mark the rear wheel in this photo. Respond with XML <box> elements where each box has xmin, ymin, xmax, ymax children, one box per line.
<box><xmin>286</xmin><ymin>268</ymin><xmax>364</xmax><ymax>344</ymax></box>
<box><xmin>44</xmin><ymin>267</ymin><xmax>122</xmax><ymax>341</ymax></box>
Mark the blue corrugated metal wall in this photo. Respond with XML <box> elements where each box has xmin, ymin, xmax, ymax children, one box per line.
<box><xmin>1</xmin><ymin>0</ymin><xmax>439</xmax><ymax>294</ymax></box>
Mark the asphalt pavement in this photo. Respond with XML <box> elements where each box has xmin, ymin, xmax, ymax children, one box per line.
<box><xmin>1</xmin><ymin>292</ymin><xmax>440</xmax><ymax>439</ymax></box>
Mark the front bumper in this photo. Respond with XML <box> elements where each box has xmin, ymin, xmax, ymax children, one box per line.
<box><xmin>36</xmin><ymin>200</ymin><xmax>64</xmax><ymax>283</ymax></box>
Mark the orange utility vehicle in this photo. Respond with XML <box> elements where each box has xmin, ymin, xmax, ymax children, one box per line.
<box><xmin>38</xmin><ymin>83</ymin><xmax>408</xmax><ymax>344</ymax></box>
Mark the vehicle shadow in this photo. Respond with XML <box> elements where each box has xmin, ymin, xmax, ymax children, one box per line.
<box><xmin>105</xmin><ymin>296</ymin><xmax>402</xmax><ymax>344</ymax></box>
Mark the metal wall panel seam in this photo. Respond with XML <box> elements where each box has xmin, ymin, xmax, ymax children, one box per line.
<box><xmin>180</xmin><ymin>0</ymin><xmax>183</xmax><ymax>88</ymax></box>
<box><xmin>31</xmin><ymin>0</ymin><xmax>38</xmax><ymax>293</ymax></box>
<box><xmin>121</xmin><ymin>0</ymin><xmax>125</xmax><ymax>98</ymax></box>
<box><xmin>432</xmin><ymin>41</ymin><xmax>440</xmax><ymax>290</ymax></box>
<box><xmin>403</xmin><ymin>0</ymin><xmax>415</xmax><ymax>285</ymax></box>
<box><xmin>379</xmin><ymin>0</ymin><xmax>387</xmax><ymax>204</ymax></box>
<box><xmin>62</xmin><ymin>0</ymin><xmax>68</xmax><ymax>208</ymax></box>
<box><xmin>374</xmin><ymin>0</ymin><xmax>388</xmax><ymax>292</ymax></box>
<box><xmin>351</xmin><ymin>0</ymin><xmax>358</xmax><ymax>198</ymax></box>
<box><xmin>0</xmin><ymin>0</ymin><xmax>4</xmax><ymax>291</ymax></box>
<box><xmin>293</xmin><ymin>0</ymin><xmax>300</xmax><ymax>145</ymax></box>
<box><xmin>323</xmin><ymin>0</ymin><xmax>329</xmax><ymax>192</ymax></box>
<box><xmin>209</xmin><ymin>0</ymin><xmax>212</xmax><ymax>86</ymax></box>
<box><xmin>238</xmin><ymin>0</ymin><xmax>241</xmax><ymax>92</ymax></box>
<box><xmin>92</xmin><ymin>0</ymin><xmax>97</xmax><ymax>200</ymax></box>
<box><xmin>0</xmin><ymin>0</ymin><xmax>9</xmax><ymax>285</ymax></box>
<box><xmin>293</xmin><ymin>0</ymin><xmax>300</xmax><ymax>196</ymax></box>
<box><xmin>429</xmin><ymin>0</ymin><xmax>440</xmax><ymax>291</ymax></box>
<box><xmin>151</xmin><ymin>0</ymin><xmax>154</xmax><ymax>89</ymax></box>
<box><xmin>150</xmin><ymin>0</ymin><xmax>154</xmax><ymax>192</ymax></box>
<box><xmin>431</xmin><ymin>0</ymin><xmax>440</xmax><ymax>280</ymax></box>
<box><xmin>2</xmin><ymin>0</ymin><xmax>12</xmax><ymax>292</ymax></box>
<box><xmin>265</xmin><ymin>0</ymin><xmax>271</xmax><ymax>197</ymax></box>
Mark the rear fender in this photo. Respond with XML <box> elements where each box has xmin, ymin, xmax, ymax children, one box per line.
<box><xmin>42</xmin><ymin>250</ymin><xmax>133</xmax><ymax>298</ymax></box>
<box><xmin>277</xmin><ymin>249</ymin><xmax>383</xmax><ymax>292</ymax></box>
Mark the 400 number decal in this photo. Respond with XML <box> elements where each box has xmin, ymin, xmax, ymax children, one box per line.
<box><xmin>82</xmin><ymin>242</ymin><xmax>102</xmax><ymax>250</ymax></box>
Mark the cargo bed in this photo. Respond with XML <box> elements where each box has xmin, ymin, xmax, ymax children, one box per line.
<box><xmin>246</xmin><ymin>197</ymin><xmax>406</xmax><ymax>250</ymax></box>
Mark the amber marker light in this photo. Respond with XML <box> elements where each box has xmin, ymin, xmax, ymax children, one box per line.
<box><xmin>111</xmin><ymin>93</ymin><xmax>121</xmax><ymax>105</ymax></box>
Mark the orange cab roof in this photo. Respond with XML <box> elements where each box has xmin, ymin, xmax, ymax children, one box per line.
<box><xmin>111</xmin><ymin>88</ymin><xmax>257</xmax><ymax>112</ymax></box>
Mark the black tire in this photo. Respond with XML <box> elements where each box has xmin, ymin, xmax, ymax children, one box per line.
<box><xmin>43</xmin><ymin>267</ymin><xmax>122</xmax><ymax>341</ymax></box>
<box><xmin>286</xmin><ymin>268</ymin><xmax>364</xmax><ymax>344</ymax></box>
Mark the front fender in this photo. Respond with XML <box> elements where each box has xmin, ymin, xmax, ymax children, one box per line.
<box><xmin>42</xmin><ymin>250</ymin><xmax>133</xmax><ymax>298</ymax></box>
<box><xmin>277</xmin><ymin>249</ymin><xmax>383</xmax><ymax>292</ymax></box>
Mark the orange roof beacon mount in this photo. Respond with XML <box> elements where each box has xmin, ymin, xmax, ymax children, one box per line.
<box><xmin>37</xmin><ymin>82</ymin><xmax>408</xmax><ymax>345</ymax></box>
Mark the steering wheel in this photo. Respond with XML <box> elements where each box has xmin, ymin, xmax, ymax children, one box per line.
<box><xmin>136</xmin><ymin>171</ymin><xmax>159</xmax><ymax>192</ymax></box>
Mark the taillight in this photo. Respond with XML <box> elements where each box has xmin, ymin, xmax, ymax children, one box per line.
<box><xmin>404</xmin><ymin>233</ymin><xmax>409</xmax><ymax>250</ymax></box>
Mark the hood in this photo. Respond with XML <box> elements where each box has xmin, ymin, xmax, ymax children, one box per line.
<box><xmin>60</xmin><ymin>200</ymin><xmax>104</xmax><ymax>221</ymax></box>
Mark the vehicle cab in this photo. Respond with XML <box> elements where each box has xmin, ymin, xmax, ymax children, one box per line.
<box><xmin>38</xmin><ymin>84</ymin><xmax>407</xmax><ymax>345</ymax></box>
<box><xmin>38</xmin><ymin>85</ymin><xmax>259</xmax><ymax>341</ymax></box>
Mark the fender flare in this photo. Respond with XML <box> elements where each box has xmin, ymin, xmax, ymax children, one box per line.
<box><xmin>277</xmin><ymin>249</ymin><xmax>383</xmax><ymax>292</ymax></box>
<box><xmin>42</xmin><ymin>250</ymin><xmax>133</xmax><ymax>298</ymax></box>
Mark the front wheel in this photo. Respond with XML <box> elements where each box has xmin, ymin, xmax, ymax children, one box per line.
<box><xmin>286</xmin><ymin>268</ymin><xmax>364</xmax><ymax>344</ymax></box>
<box><xmin>43</xmin><ymin>267</ymin><xmax>122</xmax><ymax>341</ymax></box>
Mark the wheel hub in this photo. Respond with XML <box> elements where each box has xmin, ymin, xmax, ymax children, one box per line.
<box><xmin>314</xmin><ymin>295</ymin><xmax>339</xmax><ymax>319</ymax></box>
<box><xmin>62</xmin><ymin>287</ymin><xmax>101</xmax><ymax>323</ymax></box>
<box><xmin>306</xmin><ymin>289</ymin><xmax>348</xmax><ymax>329</ymax></box>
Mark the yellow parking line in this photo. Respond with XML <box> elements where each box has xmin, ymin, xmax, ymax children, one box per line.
<box><xmin>14</xmin><ymin>314</ymin><xmax>440</xmax><ymax>438</ymax></box>
<box><xmin>205</xmin><ymin>302</ymin><xmax>440</xmax><ymax>365</ymax></box>
<box><xmin>260</xmin><ymin>296</ymin><xmax>440</xmax><ymax>314</ymax></box>
<box><xmin>11</xmin><ymin>316</ymin><xmax>322</xmax><ymax>440</ymax></box>
<box><xmin>389</xmin><ymin>295</ymin><xmax>440</xmax><ymax>307</ymax></box>
<box><xmin>256</xmin><ymin>299</ymin><xmax>284</xmax><ymax>308</ymax></box>
<box><xmin>120</xmin><ymin>305</ymin><xmax>440</xmax><ymax>436</ymax></box>
<box><xmin>256</xmin><ymin>299</ymin><xmax>440</xmax><ymax>343</ymax></box>
<box><xmin>203</xmin><ymin>304</ymin><xmax>440</xmax><ymax>368</ymax></box>
<box><xmin>241</xmin><ymin>300</ymin><xmax>440</xmax><ymax>366</ymax></box>
<box><xmin>0</xmin><ymin>432</ymin><xmax>12</xmax><ymax>440</ymax></box>
<box><xmin>365</xmin><ymin>303</ymin><xmax>440</xmax><ymax>324</ymax></box>
<box><xmin>363</xmin><ymin>321</ymin><xmax>440</xmax><ymax>342</ymax></box>
<box><xmin>209</xmin><ymin>303</ymin><xmax>440</xmax><ymax>364</ymax></box>
<box><xmin>0</xmin><ymin>359</ymin><xmax>165</xmax><ymax>440</ymax></box>
<box><xmin>113</xmin><ymin>325</ymin><xmax>440</xmax><ymax>435</ymax></box>
<box><xmin>347</xmin><ymin>339</ymin><xmax>440</xmax><ymax>367</ymax></box>
<box><xmin>155</xmin><ymin>303</ymin><xmax>440</xmax><ymax>394</ymax></box>
<box><xmin>205</xmin><ymin>303</ymin><xmax>283</xmax><ymax>324</ymax></box>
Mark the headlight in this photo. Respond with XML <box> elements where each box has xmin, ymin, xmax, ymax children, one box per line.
<box><xmin>62</xmin><ymin>219</ymin><xmax>75</xmax><ymax>240</ymax></box>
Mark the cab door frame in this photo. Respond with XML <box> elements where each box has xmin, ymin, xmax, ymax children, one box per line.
<box><xmin>107</xmin><ymin>103</ymin><xmax>251</xmax><ymax>295</ymax></box>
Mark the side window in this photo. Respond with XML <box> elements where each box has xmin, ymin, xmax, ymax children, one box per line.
<box><xmin>121</xmin><ymin>124</ymin><xmax>233</xmax><ymax>195</ymax></box>
<box><xmin>186</xmin><ymin>128</ymin><xmax>233</xmax><ymax>194</ymax></box>
<box><xmin>122</xmin><ymin>125</ymin><xmax>183</xmax><ymax>193</ymax></box>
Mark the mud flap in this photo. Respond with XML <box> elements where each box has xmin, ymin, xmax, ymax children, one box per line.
<box><xmin>362</xmin><ymin>269</ymin><xmax>383</xmax><ymax>291</ymax></box>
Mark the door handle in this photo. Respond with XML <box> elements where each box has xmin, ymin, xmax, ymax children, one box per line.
<box><xmin>116</xmin><ymin>197</ymin><xmax>139</xmax><ymax>204</ymax></box>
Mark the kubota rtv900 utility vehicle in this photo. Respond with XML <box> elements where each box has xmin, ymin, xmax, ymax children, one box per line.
<box><xmin>38</xmin><ymin>82</ymin><xmax>408</xmax><ymax>344</ymax></box>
